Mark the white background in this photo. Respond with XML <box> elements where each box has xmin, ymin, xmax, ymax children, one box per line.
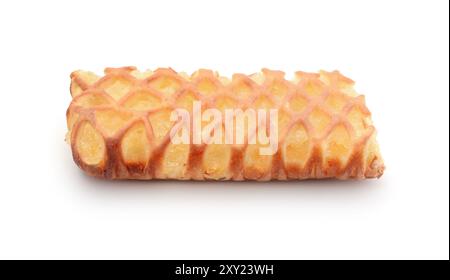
<box><xmin>0</xmin><ymin>0</ymin><xmax>448</xmax><ymax>260</ymax></box>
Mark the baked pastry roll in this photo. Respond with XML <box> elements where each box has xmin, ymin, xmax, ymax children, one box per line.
<box><xmin>67</xmin><ymin>67</ymin><xmax>384</xmax><ymax>180</ymax></box>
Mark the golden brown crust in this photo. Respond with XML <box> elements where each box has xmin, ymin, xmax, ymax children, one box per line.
<box><xmin>67</xmin><ymin>67</ymin><xmax>384</xmax><ymax>180</ymax></box>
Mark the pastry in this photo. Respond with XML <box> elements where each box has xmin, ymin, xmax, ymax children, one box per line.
<box><xmin>67</xmin><ymin>67</ymin><xmax>384</xmax><ymax>180</ymax></box>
